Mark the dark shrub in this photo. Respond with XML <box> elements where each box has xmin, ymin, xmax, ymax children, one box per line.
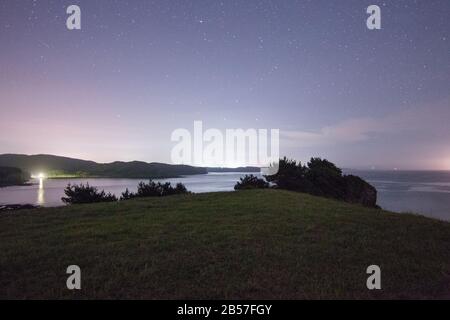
<box><xmin>172</xmin><ymin>182</ymin><xmax>189</xmax><ymax>195</ymax></box>
<box><xmin>61</xmin><ymin>183</ymin><xmax>117</xmax><ymax>204</ymax></box>
<box><xmin>120</xmin><ymin>180</ymin><xmax>190</xmax><ymax>200</ymax></box>
<box><xmin>343</xmin><ymin>175</ymin><xmax>377</xmax><ymax>207</ymax></box>
<box><xmin>265</xmin><ymin>157</ymin><xmax>311</xmax><ymax>192</ymax></box>
<box><xmin>266</xmin><ymin>157</ymin><xmax>377</xmax><ymax>207</ymax></box>
<box><xmin>120</xmin><ymin>188</ymin><xmax>136</xmax><ymax>200</ymax></box>
<box><xmin>136</xmin><ymin>180</ymin><xmax>164</xmax><ymax>197</ymax></box>
<box><xmin>305</xmin><ymin>158</ymin><xmax>346</xmax><ymax>199</ymax></box>
<box><xmin>234</xmin><ymin>175</ymin><xmax>269</xmax><ymax>190</ymax></box>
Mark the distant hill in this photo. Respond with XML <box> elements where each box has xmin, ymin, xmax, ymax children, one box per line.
<box><xmin>0</xmin><ymin>166</ymin><xmax>30</xmax><ymax>187</ymax></box>
<box><xmin>0</xmin><ymin>154</ymin><xmax>206</xmax><ymax>179</ymax></box>
<box><xmin>206</xmin><ymin>166</ymin><xmax>260</xmax><ymax>173</ymax></box>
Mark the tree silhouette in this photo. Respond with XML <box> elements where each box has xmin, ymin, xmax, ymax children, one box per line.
<box><xmin>62</xmin><ymin>183</ymin><xmax>117</xmax><ymax>204</ymax></box>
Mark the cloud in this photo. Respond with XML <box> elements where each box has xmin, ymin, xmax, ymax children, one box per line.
<box><xmin>281</xmin><ymin>118</ymin><xmax>381</xmax><ymax>147</ymax></box>
<box><xmin>281</xmin><ymin>98</ymin><xmax>450</xmax><ymax>148</ymax></box>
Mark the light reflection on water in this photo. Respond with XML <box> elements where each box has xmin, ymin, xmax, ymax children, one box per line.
<box><xmin>37</xmin><ymin>178</ymin><xmax>44</xmax><ymax>206</ymax></box>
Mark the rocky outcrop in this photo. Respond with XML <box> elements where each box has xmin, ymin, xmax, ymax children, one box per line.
<box><xmin>265</xmin><ymin>158</ymin><xmax>379</xmax><ymax>208</ymax></box>
<box><xmin>343</xmin><ymin>175</ymin><xmax>377</xmax><ymax>208</ymax></box>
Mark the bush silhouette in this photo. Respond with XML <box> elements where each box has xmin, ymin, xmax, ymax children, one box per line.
<box><xmin>120</xmin><ymin>188</ymin><xmax>135</xmax><ymax>200</ymax></box>
<box><xmin>61</xmin><ymin>183</ymin><xmax>117</xmax><ymax>204</ymax></box>
<box><xmin>305</xmin><ymin>158</ymin><xmax>346</xmax><ymax>199</ymax></box>
<box><xmin>234</xmin><ymin>175</ymin><xmax>269</xmax><ymax>190</ymax></box>
<box><xmin>120</xmin><ymin>180</ymin><xmax>190</xmax><ymax>200</ymax></box>
<box><xmin>265</xmin><ymin>157</ymin><xmax>310</xmax><ymax>192</ymax></box>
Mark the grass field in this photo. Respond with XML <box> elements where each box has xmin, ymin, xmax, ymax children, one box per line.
<box><xmin>0</xmin><ymin>189</ymin><xmax>449</xmax><ymax>299</ymax></box>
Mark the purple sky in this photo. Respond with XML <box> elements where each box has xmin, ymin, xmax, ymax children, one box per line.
<box><xmin>0</xmin><ymin>0</ymin><xmax>449</xmax><ymax>169</ymax></box>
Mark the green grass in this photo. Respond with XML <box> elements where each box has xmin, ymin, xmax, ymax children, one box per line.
<box><xmin>0</xmin><ymin>189</ymin><xmax>449</xmax><ymax>299</ymax></box>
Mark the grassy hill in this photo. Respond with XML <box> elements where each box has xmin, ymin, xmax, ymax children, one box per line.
<box><xmin>0</xmin><ymin>189</ymin><xmax>449</xmax><ymax>299</ymax></box>
<box><xmin>0</xmin><ymin>154</ymin><xmax>206</xmax><ymax>178</ymax></box>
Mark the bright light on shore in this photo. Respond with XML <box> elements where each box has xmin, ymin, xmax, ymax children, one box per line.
<box><xmin>32</xmin><ymin>173</ymin><xmax>46</xmax><ymax>179</ymax></box>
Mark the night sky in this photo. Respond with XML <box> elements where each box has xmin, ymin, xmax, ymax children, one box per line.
<box><xmin>0</xmin><ymin>0</ymin><xmax>449</xmax><ymax>169</ymax></box>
